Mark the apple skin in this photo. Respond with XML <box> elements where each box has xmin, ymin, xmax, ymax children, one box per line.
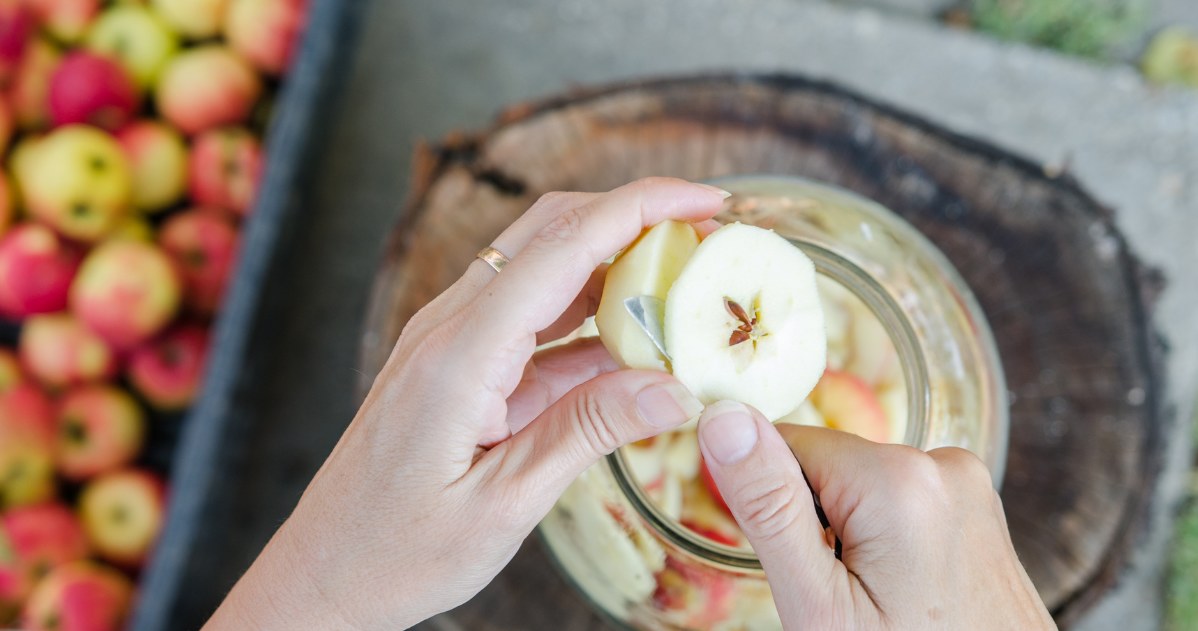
<box><xmin>116</xmin><ymin>119</ymin><xmax>188</xmax><ymax>212</ymax></box>
<box><xmin>84</xmin><ymin>5</ymin><xmax>180</xmax><ymax>90</ymax></box>
<box><xmin>154</xmin><ymin>45</ymin><xmax>261</xmax><ymax>135</ymax></box>
<box><xmin>188</xmin><ymin>127</ymin><xmax>263</xmax><ymax>215</ymax></box>
<box><xmin>0</xmin><ymin>0</ymin><xmax>35</xmax><ymax>88</ymax></box>
<box><xmin>0</xmin><ymin>347</ymin><xmax>20</xmax><ymax>391</ymax></box>
<box><xmin>0</xmin><ymin>385</ymin><xmax>56</xmax><ymax>509</ymax></box>
<box><xmin>159</xmin><ymin>209</ymin><xmax>239</xmax><ymax>314</ymax></box>
<box><xmin>0</xmin><ymin>169</ymin><xmax>14</xmax><ymax>235</ymax></box>
<box><xmin>809</xmin><ymin>369</ymin><xmax>890</xmax><ymax>443</ymax></box>
<box><xmin>0</xmin><ymin>503</ymin><xmax>90</xmax><ymax>622</ymax></box>
<box><xmin>107</xmin><ymin>215</ymin><xmax>154</xmax><ymax>242</ymax></box>
<box><xmin>78</xmin><ymin>469</ymin><xmax>166</xmax><ymax>567</ymax></box>
<box><xmin>69</xmin><ymin>240</ymin><xmax>182</xmax><ymax>349</ymax></box>
<box><xmin>21</xmin><ymin>560</ymin><xmax>133</xmax><ymax>631</ymax></box>
<box><xmin>224</xmin><ymin>0</ymin><xmax>307</xmax><ymax>75</ymax></box>
<box><xmin>55</xmin><ymin>385</ymin><xmax>145</xmax><ymax>481</ymax></box>
<box><xmin>0</xmin><ymin>224</ymin><xmax>82</xmax><ymax>320</ymax></box>
<box><xmin>0</xmin><ymin>97</ymin><xmax>13</xmax><ymax>157</ymax></box>
<box><xmin>27</xmin><ymin>0</ymin><xmax>101</xmax><ymax>44</ymax></box>
<box><xmin>48</xmin><ymin>51</ymin><xmax>138</xmax><ymax>131</ymax></box>
<box><xmin>18</xmin><ymin>313</ymin><xmax>116</xmax><ymax>389</ymax></box>
<box><xmin>8</xmin><ymin>37</ymin><xmax>62</xmax><ymax>131</ymax></box>
<box><xmin>18</xmin><ymin>125</ymin><xmax>133</xmax><ymax>242</ymax></box>
<box><xmin>151</xmin><ymin>0</ymin><xmax>228</xmax><ymax>40</ymax></box>
<box><xmin>128</xmin><ymin>324</ymin><xmax>209</xmax><ymax>410</ymax></box>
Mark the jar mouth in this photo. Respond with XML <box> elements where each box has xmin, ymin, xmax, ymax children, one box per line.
<box><xmin>606</xmin><ymin>239</ymin><xmax>931</xmax><ymax>570</ymax></box>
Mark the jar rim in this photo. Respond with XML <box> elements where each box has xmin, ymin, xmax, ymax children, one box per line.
<box><xmin>606</xmin><ymin>239</ymin><xmax>932</xmax><ymax>570</ymax></box>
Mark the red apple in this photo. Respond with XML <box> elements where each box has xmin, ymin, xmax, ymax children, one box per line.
<box><xmin>127</xmin><ymin>324</ymin><xmax>209</xmax><ymax>410</ymax></box>
<box><xmin>809</xmin><ymin>369</ymin><xmax>890</xmax><ymax>443</ymax></box>
<box><xmin>17</xmin><ymin>125</ymin><xmax>133</xmax><ymax>242</ymax></box>
<box><xmin>8</xmin><ymin>36</ymin><xmax>61</xmax><ymax>131</ymax></box>
<box><xmin>0</xmin><ymin>98</ymin><xmax>13</xmax><ymax>156</ymax></box>
<box><xmin>69</xmin><ymin>240</ymin><xmax>181</xmax><ymax>349</ymax></box>
<box><xmin>48</xmin><ymin>51</ymin><xmax>138</xmax><ymax>131</ymax></box>
<box><xmin>78</xmin><ymin>469</ymin><xmax>166</xmax><ymax>567</ymax></box>
<box><xmin>154</xmin><ymin>45</ymin><xmax>261</xmax><ymax>135</ymax></box>
<box><xmin>0</xmin><ymin>0</ymin><xmax>35</xmax><ymax>88</ymax></box>
<box><xmin>0</xmin><ymin>224</ymin><xmax>82</xmax><ymax>319</ymax></box>
<box><xmin>26</xmin><ymin>0</ymin><xmax>101</xmax><ymax>44</ymax></box>
<box><xmin>160</xmin><ymin>209</ymin><xmax>239</xmax><ymax>313</ymax></box>
<box><xmin>19</xmin><ymin>313</ymin><xmax>116</xmax><ymax>388</ymax></box>
<box><xmin>0</xmin><ymin>389</ymin><xmax>56</xmax><ymax>509</ymax></box>
<box><xmin>151</xmin><ymin>0</ymin><xmax>228</xmax><ymax>40</ymax></box>
<box><xmin>188</xmin><ymin>127</ymin><xmax>262</xmax><ymax>216</ymax></box>
<box><xmin>116</xmin><ymin>119</ymin><xmax>188</xmax><ymax>212</ymax></box>
<box><xmin>0</xmin><ymin>503</ymin><xmax>89</xmax><ymax>621</ymax></box>
<box><xmin>22</xmin><ymin>561</ymin><xmax>133</xmax><ymax>631</ymax></box>
<box><xmin>55</xmin><ymin>385</ymin><xmax>145</xmax><ymax>481</ymax></box>
<box><xmin>224</xmin><ymin>0</ymin><xmax>307</xmax><ymax>75</ymax></box>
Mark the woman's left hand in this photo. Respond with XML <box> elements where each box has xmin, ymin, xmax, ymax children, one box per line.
<box><xmin>203</xmin><ymin>178</ymin><xmax>727</xmax><ymax>630</ymax></box>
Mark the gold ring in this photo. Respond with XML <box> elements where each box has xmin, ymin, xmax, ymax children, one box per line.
<box><xmin>476</xmin><ymin>246</ymin><xmax>510</xmax><ymax>273</ymax></box>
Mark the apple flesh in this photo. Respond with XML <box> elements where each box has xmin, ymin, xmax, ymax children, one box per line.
<box><xmin>18</xmin><ymin>125</ymin><xmax>132</xmax><ymax>242</ymax></box>
<box><xmin>22</xmin><ymin>561</ymin><xmax>133</xmax><ymax>631</ymax></box>
<box><xmin>809</xmin><ymin>369</ymin><xmax>890</xmax><ymax>443</ymax></box>
<box><xmin>151</xmin><ymin>0</ymin><xmax>228</xmax><ymax>40</ymax></box>
<box><xmin>224</xmin><ymin>0</ymin><xmax>307</xmax><ymax>75</ymax></box>
<box><xmin>48</xmin><ymin>51</ymin><xmax>138</xmax><ymax>131</ymax></box>
<box><xmin>128</xmin><ymin>324</ymin><xmax>209</xmax><ymax>410</ymax></box>
<box><xmin>595</xmin><ymin>220</ymin><xmax>699</xmax><ymax>372</ymax></box>
<box><xmin>116</xmin><ymin>119</ymin><xmax>189</xmax><ymax>212</ymax></box>
<box><xmin>0</xmin><ymin>223</ymin><xmax>82</xmax><ymax>319</ymax></box>
<box><xmin>55</xmin><ymin>385</ymin><xmax>145</xmax><ymax>481</ymax></box>
<box><xmin>159</xmin><ymin>209</ymin><xmax>239</xmax><ymax>314</ymax></box>
<box><xmin>155</xmin><ymin>45</ymin><xmax>261</xmax><ymax>135</ymax></box>
<box><xmin>78</xmin><ymin>469</ymin><xmax>166</xmax><ymax>567</ymax></box>
<box><xmin>0</xmin><ymin>503</ymin><xmax>89</xmax><ymax>622</ymax></box>
<box><xmin>19</xmin><ymin>313</ymin><xmax>116</xmax><ymax>389</ymax></box>
<box><xmin>70</xmin><ymin>240</ymin><xmax>182</xmax><ymax>349</ymax></box>
<box><xmin>84</xmin><ymin>5</ymin><xmax>180</xmax><ymax>90</ymax></box>
<box><xmin>188</xmin><ymin>127</ymin><xmax>263</xmax><ymax>215</ymax></box>
<box><xmin>8</xmin><ymin>37</ymin><xmax>62</xmax><ymax>130</ymax></box>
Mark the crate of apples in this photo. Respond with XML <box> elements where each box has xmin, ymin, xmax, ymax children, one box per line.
<box><xmin>0</xmin><ymin>0</ymin><xmax>308</xmax><ymax>628</ymax></box>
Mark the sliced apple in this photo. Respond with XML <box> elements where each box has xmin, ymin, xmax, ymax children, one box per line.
<box><xmin>877</xmin><ymin>383</ymin><xmax>909</xmax><ymax>444</ymax></box>
<box><xmin>665</xmin><ymin>223</ymin><xmax>825</xmax><ymax>421</ymax></box>
<box><xmin>810</xmin><ymin>369</ymin><xmax>889</xmax><ymax>443</ymax></box>
<box><xmin>777</xmin><ymin>400</ymin><xmax>826</xmax><ymax>428</ymax></box>
<box><xmin>595</xmin><ymin>220</ymin><xmax>699</xmax><ymax>371</ymax></box>
<box><xmin>845</xmin><ymin>299</ymin><xmax>900</xmax><ymax>387</ymax></box>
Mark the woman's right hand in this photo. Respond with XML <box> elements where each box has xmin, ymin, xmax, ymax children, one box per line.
<box><xmin>697</xmin><ymin>400</ymin><xmax>1055</xmax><ymax>630</ymax></box>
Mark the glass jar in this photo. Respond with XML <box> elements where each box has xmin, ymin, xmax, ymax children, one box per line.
<box><xmin>538</xmin><ymin>174</ymin><xmax>1009</xmax><ymax>630</ymax></box>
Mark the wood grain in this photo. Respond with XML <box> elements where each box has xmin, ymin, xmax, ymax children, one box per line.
<box><xmin>360</xmin><ymin>75</ymin><xmax>1169</xmax><ymax>629</ymax></box>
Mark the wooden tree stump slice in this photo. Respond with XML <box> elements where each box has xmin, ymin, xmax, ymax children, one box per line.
<box><xmin>360</xmin><ymin>75</ymin><xmax>1168</xmax><ymax>628</ymax></box>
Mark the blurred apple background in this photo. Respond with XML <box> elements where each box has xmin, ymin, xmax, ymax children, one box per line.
<box><xmin>0</xmin><ymin>0</ymin><xmax>1195</xmax><ymax>630</ymax></box>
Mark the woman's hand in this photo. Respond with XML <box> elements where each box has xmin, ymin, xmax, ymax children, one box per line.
<box><xmin>697</xmin><ymin>401</ymin><xmax>1055</xmax><ymax>630</ymax></box>
<box><xmin>203</xmin><ymin>178</ymin><xmax>727</xmax><ymax>630</ymax></box>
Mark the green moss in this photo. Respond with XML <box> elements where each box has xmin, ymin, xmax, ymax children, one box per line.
<box><xmin>1167</xmin><ymin>481</ymin><xmax>1198</xmax><ymax>631</ymax></box>
<box><xmin>969</xmin><ymin>0</ymin><xmax>1147</xmax><ymax>59</ymax></box>
<box><xmin>1142</xmin><ymin>28</ymin><xmax>1198</xmax><ymax>88</ymax></box>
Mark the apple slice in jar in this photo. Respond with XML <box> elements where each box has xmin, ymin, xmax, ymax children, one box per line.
<box><xmin>809</xmin><ymin>369</ymin><xmax>889</xmax><ymax>443</ymax></box>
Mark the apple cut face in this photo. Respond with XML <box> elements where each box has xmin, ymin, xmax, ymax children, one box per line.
<box><xmin>665</xmin><ymin>223</ymin><xmax>825</xmax><ymax>421</ymax></box>
<box><xmin>595</xmin><ymin>220</ymin><xmax>700</xmax><ymax>372</ymax></box>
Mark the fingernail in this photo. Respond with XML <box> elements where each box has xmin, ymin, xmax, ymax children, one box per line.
<box><xmin>637</xmin><ymin>382</ymin><xmax>704</xmax><ymax>429</ymax></box>
<box><xmin>695</xmin><ymin>183</ymin><xmax>732</xmax><ymax>199</ymax></box>
<box><xmin>699</xmin><ymin>401</ymin><xmax>758</xmax><ymax>465</ymax></box>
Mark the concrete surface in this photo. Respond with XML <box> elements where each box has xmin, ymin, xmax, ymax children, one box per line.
<box><xmin>255</xmin><ymin>0</ymin><xmax>1197</xmax><ymax>628</ymax></box>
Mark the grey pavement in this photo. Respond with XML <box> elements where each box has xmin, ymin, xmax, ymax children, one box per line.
<box><xmin>269</xmin><ymin>0</ymin><xmax>1198</xmax><ymax>628</ymax></box>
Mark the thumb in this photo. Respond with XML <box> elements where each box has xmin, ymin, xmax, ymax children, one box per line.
<box><xmin>481</xmin><ymin>370</ymin><xmax>702</xmax><ymax>522</ymax></box>
<box><xmin>698</xmin><ymin>400</ymin><xmax>840</xmax><ymax>626</ymax></box>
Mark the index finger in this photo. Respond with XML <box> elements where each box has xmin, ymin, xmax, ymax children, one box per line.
<box><xmin>467</xmin><ymin>177</ymin><xmax>728</xmax><ymax>346</ymax></box>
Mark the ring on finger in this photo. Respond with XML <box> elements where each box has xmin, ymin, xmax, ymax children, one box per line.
<box><xmin>476</xmin><ymin>246</ymin><xmax>511</xmax><ymax>273</ymax></box>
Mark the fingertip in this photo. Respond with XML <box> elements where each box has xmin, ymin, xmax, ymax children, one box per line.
<box><xmin>698</xmin><ymin>400</ymin><xmax>760</xmax><ymax>466</ymax></box>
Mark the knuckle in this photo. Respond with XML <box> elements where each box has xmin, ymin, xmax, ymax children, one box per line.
<box><xmin>874</xmin><ymin>446</ymin><xmax>943</xmax><ymax>519</ymax></box>
<box><xmin>930</xmin><ymin>447</ymin><xmax>992</xmax><ymax>487</ymax></box>
<box><xmin>736</xmin><ymin>478</ymin><xmax>804</xmax><ymax>542</ymax></box>
<box><xmin>571</xmin><ymin>388</ymin><xmax>622</xmax><ymax>457</ymax></box>
<box><xmin>535</xmin><ymin>207</ymin><xmax>586</xmax><ymax>247</ymax></box>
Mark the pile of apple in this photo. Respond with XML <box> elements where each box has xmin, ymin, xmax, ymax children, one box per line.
<box><xmin>0</xmin><ymin>0</ymin><xmax>307</xmax><ymax>628</ymax></box>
